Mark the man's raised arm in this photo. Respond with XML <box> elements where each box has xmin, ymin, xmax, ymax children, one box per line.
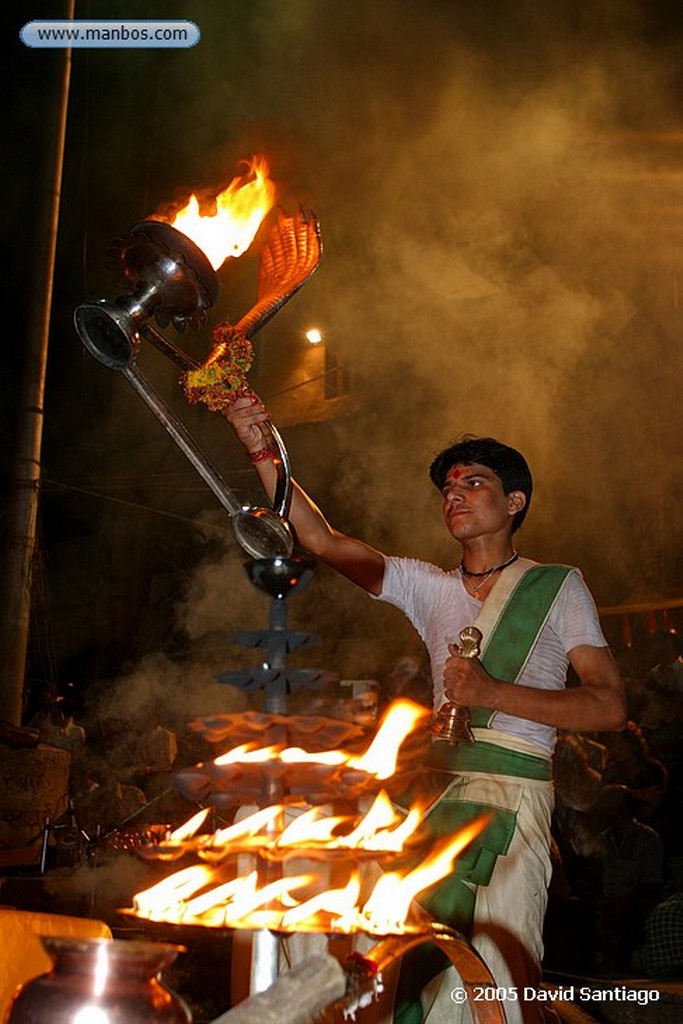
<box><xmin>223</xmin><ymin>394</ymin><xmax>385</xmax><ymax>595</ymax></box>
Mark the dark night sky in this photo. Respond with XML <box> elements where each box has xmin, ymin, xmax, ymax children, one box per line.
<box><xmin>4</xmin><ymin>1</ymin><xmax>683</xmax><ymax>716</ymax></box>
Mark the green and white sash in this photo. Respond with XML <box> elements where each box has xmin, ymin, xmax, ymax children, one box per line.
<box><xmin>470</xmin><ymin>557</ymin><xmax>574</xmax><ymax>728</ymax></box>
<box><xmin>428</xmin><ymin>558</ymin><xmax>574</xmax><ymax>778</ymax></box>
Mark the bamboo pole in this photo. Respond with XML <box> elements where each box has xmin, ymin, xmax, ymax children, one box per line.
<box><xmin>0</xmin><ymin>0</ymin><xmax>75</xmax><ymax>725</ymax></box>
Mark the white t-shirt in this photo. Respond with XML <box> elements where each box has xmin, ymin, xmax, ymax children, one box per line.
<box><xmin>376</xmin><ymin>556</ymin><xmax>607</xmax><ymax>753</ymax></box>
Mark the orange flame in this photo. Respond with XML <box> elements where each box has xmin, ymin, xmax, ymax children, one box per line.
<box><xmin>169</xmin><ymin>807</ymin><xmax>210</xmax><ymax>841</ymax></box>
<box><xmin>348</xmin><ymin>700</ymin><xmax>427</xmax><ymax>779</ymax></box>
<box><xmin>159</xmin><ymin>791</ymin><xmax>420</xmax><ymax>858</ymax></box>
<box><xmin>280</xmin><ymin>873</ymin><xmax>361</xmax><ymax>931</ymax></box>
<box><xmin>128</xmin><ymin>699</ymin><xmax>482</xmax><ymax>936</ymax></box>
<box><xmin>162</xmin><ymin>156</ymin><xmax>276</xmax><ymax>270</ymax></box>
<box><xmin>213</xmin><ymin>699</ymin><xmax>429</xmax><ymax>778</ymax></box>
<box><xmin>360</xmin><ymin>816</ymin><xmax>488</xmax><ymax>932</ymax></box>
<box><xmin>130</xmin><ymin>814</ymin><xmax>490</xmax><ymax>935</ymax></box>
<box><xmin>141</xmin><ymin>791</ymin><xmax>421</xmax><ymax>862</ymax></box>
<box><xmin>208</xmin><ymin>806</ymin><xmax>284</xmax><ymax>848</ymax></box>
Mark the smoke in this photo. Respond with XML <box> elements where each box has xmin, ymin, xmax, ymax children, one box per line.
<box><xmin>226</xmin><ymin>0</ymin><xmax>683</xmax><ymax>596</ymax></box>
<box><xmin>14</xmin><ymin>0</ymin><xmax>682</xmax><ymax>942</ymax></box>
<box><xmin>38</xmin><ymin>0</ymin><xmax>683</xmax><ymax>717</ymax></box>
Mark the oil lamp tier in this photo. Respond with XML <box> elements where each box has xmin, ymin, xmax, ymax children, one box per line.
<box><xmin>188</xmin><ymin>709</ymin><xmax>365</xmax><ymax>750</ymax></box>
<box><xmin>173</xmin><ymin>753</ymin><xmax>395</xmax><ymax>807</ymax></box>
<box><xmin>129</xmin><ymin>808</ymin><xmax>487</xmax><ymax>937</ymax></box>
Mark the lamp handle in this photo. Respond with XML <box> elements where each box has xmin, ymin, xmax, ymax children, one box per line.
<box><xmin>265</xmin><ymin>419</ymin><xmax>292</xmax><ymax>520</ymax></box>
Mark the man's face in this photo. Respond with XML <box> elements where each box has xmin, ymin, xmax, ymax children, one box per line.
<box><xmin>440</xmin><ymin>462</ymin><xmax>525</xmax><ymax>542</ymax></box>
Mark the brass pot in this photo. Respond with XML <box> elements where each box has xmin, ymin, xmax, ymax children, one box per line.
<box><xmin>5</xmin><ymin>937</ymin><xmax>191</xmax><ymax>1023</ymax></box>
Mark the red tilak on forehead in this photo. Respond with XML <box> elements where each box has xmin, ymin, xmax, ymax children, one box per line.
<box><xmin>445</xmin><ymin>465</ymin><xmax>468</xmax><ymax>482</ymax></box>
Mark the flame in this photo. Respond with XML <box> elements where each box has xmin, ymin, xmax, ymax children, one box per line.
<box><xmin>340</xmin><ymin>792</ymin><xmax>422</xmax><ymax>852</ymax></box>
<box><xmin>215</xmin><ymin>743</ymin><xmax>280</xmax><ymax>765</ymax></box>
<box><xmin>348</xmin><ymin>700</ymin><xmax>427</xmax><ymax>779</ymax></box>
<box><xmin>129</xmin><ymin>815</ymin><xmax>490</xmax><ymax>935</ymax></box>
<box><xmin>128</xmin><ymin>699</ymin><xmax>482</xmax><ymax>936</ymax></box>
<box><xmin>162</xmin><ymin>156</ymin><xmax>276</xmax><ymax>270</ymax></box>
<box><xmin>207</xmin><ymin>805</ymin><xmax>284</xmax><ymax>847</ymax></box>
<box><xmin>360</xmin><ymin>816</ymin><xmax>490</xmax><ymax>933</ymax></box>
<box><xmin>280</xmin><ymin>873</ymin><xmax>362</xmax><ymax>930</ymax></box>
<box><xmin>134</xmin><ymin>865</ymin><xmax>214</xmax><ymax>922</ymax></box>
<box><xmin>169</xmin><ymin>807</ymin><xmax>210</xmax><ymax>841</ymax></box>
<box><xmin>213</xmin><ymin>699</ymin><xmax>429</xmax><ymax>778</ymax></box>
<box><xmin>152</xmin><ymin>791</ymin><xmax>421</xmax><ymax>861</ymax></box>
<box><xmin>276</xmin><ymin>806</ymin><xmax>349</xmax><ymax>847</ymax></box>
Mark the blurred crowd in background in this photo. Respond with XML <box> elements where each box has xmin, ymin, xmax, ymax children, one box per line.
<box><xmin>547</xmin><ymin>627</ymin><xmax>683</xmax><ymax>980</ymax></box>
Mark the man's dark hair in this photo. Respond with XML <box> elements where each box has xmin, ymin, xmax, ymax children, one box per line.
<box><xmin>429</xmin><ymin>436</ymin><xmax>533</xmax><ymax>533</ymax></box>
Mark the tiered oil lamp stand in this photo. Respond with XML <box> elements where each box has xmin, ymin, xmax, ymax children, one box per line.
<box><xmin>63</xmin><ymin>213</ymin><xmax>505</xmax><ymax>1023</ymax></box>
<box><xmin>196</xmin><ymin>553</ymin><xmax>342</xmax><ymax>994</ymax></box>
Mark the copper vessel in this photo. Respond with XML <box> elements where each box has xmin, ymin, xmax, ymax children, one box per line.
<box><xmin>5</xmin><ymin>937</ymin><xmax>191</xmax><ymax>1023</ymax></box>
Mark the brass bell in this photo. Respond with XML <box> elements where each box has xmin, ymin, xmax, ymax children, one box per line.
<box><xmin>431</xmin><ymin>701</ymin><xmax>474</xmax><ymax>744</ymax></box>
<box><xmin>431</xmin><ymin>626</ymin><xmax>483</xmax><ymax>745</ymax></box>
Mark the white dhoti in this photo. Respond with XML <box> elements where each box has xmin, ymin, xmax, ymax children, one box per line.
<box><xmin>412</xmin><ymin>769</ymin><xmax>554</xmax><ymax>1024</ymax></box>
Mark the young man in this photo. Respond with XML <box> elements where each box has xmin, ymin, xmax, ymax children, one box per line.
<box><xmin>225</xmin><ymin>395</ymin><xmax>626</xmax><ymax>1024</ymax></box>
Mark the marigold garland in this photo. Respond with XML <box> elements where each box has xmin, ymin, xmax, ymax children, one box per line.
<box><xmin>182</xmin><ymin>323</ymin><xmax>254</xmax><ymax>411</ymax></box>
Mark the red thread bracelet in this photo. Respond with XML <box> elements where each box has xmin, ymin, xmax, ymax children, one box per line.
<box><xmin>248</xmin><ymin>445</ymin><xmax>276</xmax><ymax>464</ymax></box>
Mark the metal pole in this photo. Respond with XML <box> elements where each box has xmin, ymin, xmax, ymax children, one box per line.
<box><xmin>0</xmin><ymin>0</ymin><xmax>75</xmax><ymax>724</ymax></box>
<box><xmin>249</xmin><ymin>592</ymin><xmax>291</xmax><ymax>994</ymax></box>
<box><xmin>122</xmin><ymin>365</ymin><xmax>244</xmax><ymax>516</ymax></box>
